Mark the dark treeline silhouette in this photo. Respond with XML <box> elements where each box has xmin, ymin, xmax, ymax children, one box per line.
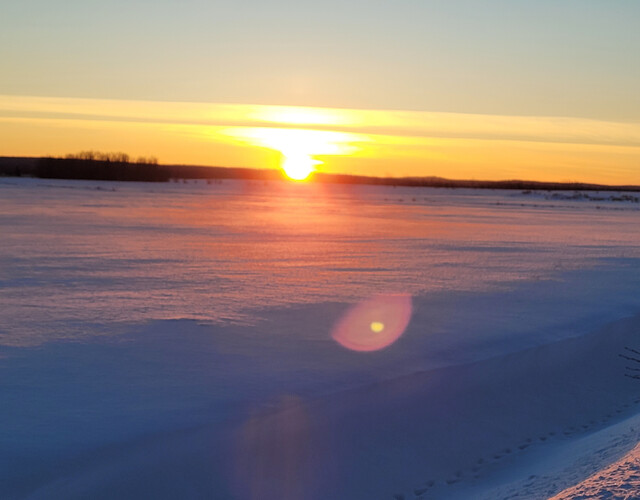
<box><xmin>36</xmin><ymin>151</ymin><xmax>169</xmax><ymax>182</ymax></box>
<box><xmin>0</xmin><ymin>157</ymin><xmax>38</xmax><ymax>177</ymax></box>
<box><xmin>1</xmin><ymin>155</ymin><xmax>640</xmax><ymax>192</ymax></box>
<box><xmin>167</xmin><ymin>164</ymin><xmax>282</xmax><ymax>181</ymax></box>
<box><xmin>321</xmin><ymin>174</ymin><xmax>640</xmax><ymax>192</ymax></box>
<box><xmin>309</xmin><ymin>173</ymin><xmax>640</xmax><ymax>193</ymax></box>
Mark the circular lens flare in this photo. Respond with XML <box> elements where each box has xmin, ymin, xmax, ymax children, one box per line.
<box><xmin>234</xmin><ymin>396</ymin><xmax>313</xmax><ymax>500</ymax></box>
<box><xmin>331</xmin><ymin>294</ymin><xmax>412</xmax><ymax>352</ymax></box>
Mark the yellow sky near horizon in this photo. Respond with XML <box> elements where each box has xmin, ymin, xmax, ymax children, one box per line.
<box><xmin>2</xmin><ymin>94</ymin><xmax>640</xmax><ymax>185</ymax></box>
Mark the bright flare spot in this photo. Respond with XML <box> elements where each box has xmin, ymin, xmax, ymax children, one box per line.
<box><xmin>370</xmin><ymin>321</ymin><xmax>385</xmax><ymax>333</ymax></box>
<box><xmin>332</xmin><ymin>294</ymin><xmax>412</xmax><ymax>352</ymax></box>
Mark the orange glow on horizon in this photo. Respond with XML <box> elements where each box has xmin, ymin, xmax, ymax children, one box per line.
<box><xmin>2</xmin><ymin>95</ymin><xmax>640</xmax><ymax>185</ymax></box>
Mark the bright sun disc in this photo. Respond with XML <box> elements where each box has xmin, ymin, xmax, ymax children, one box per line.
<box><xmin>282</xmin><ymin>154</ymin><xmax>315</xmax><ymax>181</ymax></box>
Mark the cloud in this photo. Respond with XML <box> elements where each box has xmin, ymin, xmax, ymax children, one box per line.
<box><xmin>2</xmin><ymin>94</ymin><xmax>640</xmax><ymax>149</ymax></box>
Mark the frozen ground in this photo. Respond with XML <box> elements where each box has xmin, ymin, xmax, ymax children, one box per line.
<box><xmin>550</xmin><ymin>440</ymin><xmax>640</xmax><ymax>499</ymax></box>
<box><xmin>1</xmin><ymin>177</ymin><xmax>640</xmax><ymax>499</ymax></box>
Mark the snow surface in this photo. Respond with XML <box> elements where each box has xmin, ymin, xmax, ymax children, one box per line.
<box><xmin>550</xmin><ymin>440</ymin><xmax>640</xmax><ymax>499</ymax></box>
<box><xmin>2</xmin><ymin>178</ymin><xmax>640</xmax><ymax>499</ymax></box>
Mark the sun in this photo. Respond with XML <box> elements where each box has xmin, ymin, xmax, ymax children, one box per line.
<box><xmin>282</xmin><ymin>153</ymin><xmax>316</xmax><ymax>181</ymax></box>
<box><xmin>219</xmin><ymin>125</ymin><xmax>366</xmax><ymax>181</ymax></box>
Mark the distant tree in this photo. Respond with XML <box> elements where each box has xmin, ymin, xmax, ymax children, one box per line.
<box><xmin>112</xmin><ymin>152</ymin><xmax>129</xmax><ymax>163</ymax></box>
<box><xmin>135</xmin><ymin>156</ymin><xmax>157</xmax><ymax>165</ymax></box>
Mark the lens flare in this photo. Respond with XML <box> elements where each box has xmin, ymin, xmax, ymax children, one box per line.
<box><xmin>331</xmin><ymin>294</ymin><xmax>412</xmax><ymax>352</ymax></box>
<box><xmin>234</xmin><ymin>396</ymin><xmax>314</xmax><ymax>500</ymax></box>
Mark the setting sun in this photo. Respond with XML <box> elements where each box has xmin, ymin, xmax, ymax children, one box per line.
<box><xmin>220</xmin><ymin>126</ymin><xmax>366</xmax><ymax>180</ymax></box>
<box><xmin>281</xmin><ymin>153</ymin><xmax>316</xmax><ymax>180</ymax></box>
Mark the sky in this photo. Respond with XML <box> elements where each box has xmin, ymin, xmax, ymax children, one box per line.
<box><xmin>1</xmin><ymin>0</ymin><xmax>639</xmax><ymax>183</ymax></box>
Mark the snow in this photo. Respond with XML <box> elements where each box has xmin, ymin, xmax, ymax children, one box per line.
<box><xmin>550</xmin><ymin>440</ymin><xmax>640</xmax><ymax>499</ymax></box>
<box><xmin>2</xmin><ymin>177</ymin><xmax>640</xmax><ymax>499</ymax></box>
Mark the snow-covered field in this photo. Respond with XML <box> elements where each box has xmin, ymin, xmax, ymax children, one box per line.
<box><xmin>2</xmin><ymin>177</ymin><xmax>640</xmax><ymax>499</ymax></box>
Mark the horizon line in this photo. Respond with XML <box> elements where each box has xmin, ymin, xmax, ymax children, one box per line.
<box><xmin>2</xmin><ymin>154</ymin><xmax>640</xmax><ymax>192</ymax></box>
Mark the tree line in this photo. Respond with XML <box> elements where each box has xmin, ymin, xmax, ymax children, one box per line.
<box><xmin>37</xmin><ymin>151</ymin><xmax>169</xmax><ymax>182</ymax></box>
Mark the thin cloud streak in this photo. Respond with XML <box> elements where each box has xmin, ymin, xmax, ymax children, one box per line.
<box><xmin>2</xmin><ymin>95</ymin><xmax>640</xmax><ymax>148</ymax></box>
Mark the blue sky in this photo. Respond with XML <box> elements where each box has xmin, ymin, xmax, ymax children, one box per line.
<box><xmin>2</xmin><ymin>1</ymin><xmax>639</xmax><ymax>119</ymax></box>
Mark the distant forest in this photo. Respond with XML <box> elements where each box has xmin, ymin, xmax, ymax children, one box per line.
<box><xmin>1</xmin><ymin>153</ymin><xmax>640</xmax><ymax>192</ymax></box>
<box><xmin>36</xmin><ymin>151</ymin><xmax>168</xmax><ymax>182</ymax></box>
